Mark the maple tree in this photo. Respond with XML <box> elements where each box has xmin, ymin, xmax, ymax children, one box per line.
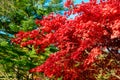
<box><xmin>12</xmin><ymin>0</ymin><xmax>120</xmax><ymax>79</ymax></box>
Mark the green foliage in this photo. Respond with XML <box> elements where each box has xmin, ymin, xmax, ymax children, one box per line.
<box><xmin>0</xmin><ymin>0</ymin><xmax>64</xmax><ymax>33</ymax></box>
<box><xmin>0</xmin><ymin>0</ymin><xmax>36</xmax><ymax>33</ymax></box>
<box><xmin>0</xmin><ymin>39</ymin><xmax>39</xmax><ymax>79</ymax></box>
<box><xmin>21</xmin><ymin>17</ymin><xmax>36</xmax><ymax>31</ymax></box>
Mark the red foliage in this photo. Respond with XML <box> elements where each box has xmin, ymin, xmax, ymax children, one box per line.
<box><xmin>64</xmin><ymin>0</ymin><xmax>74</xmax><ymax>8</ymax></box>
<box><xmin>12</xmin><ymin>0</ymin><xmax>120</xmax><ymax>79</ymax></box>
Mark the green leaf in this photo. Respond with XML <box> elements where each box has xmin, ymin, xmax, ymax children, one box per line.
<box><xmin>0</xmin><ymin>41</ymin><xmax>8</xmax><ymax>47</ymax></box>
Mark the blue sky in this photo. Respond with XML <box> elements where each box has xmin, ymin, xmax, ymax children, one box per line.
<box><xmin>74</xmin><ymin>0</ymin><xmax>89</xmax><ymax>4</ymax></box>
<box><xmin>44</xmin><ymin>0</ymin><xmax>89</xmax><ymax>7</ymax></box>
<box><xmin>63</xmin><ymin>0</ymin><xmax>89</xmax><ymax>4</ymax></box>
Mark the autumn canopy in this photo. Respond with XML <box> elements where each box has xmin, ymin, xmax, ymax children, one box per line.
<box><xmin>12</xmin><ymin>0</ymin><xmax>120</xmax><ymax>79</ymax></box>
